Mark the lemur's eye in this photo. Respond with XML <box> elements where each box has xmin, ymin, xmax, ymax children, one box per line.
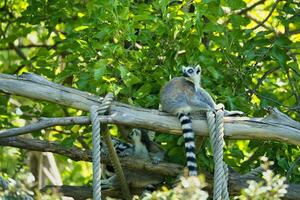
<box><xmin>187</xmin><ymin>69</ymin><xmax>194</xmax><ymax>73</ymax></box>
<box><xmin>196</xmin><ymin>69</ymin><xmax>200</xmax><ymax>74</ymax></box>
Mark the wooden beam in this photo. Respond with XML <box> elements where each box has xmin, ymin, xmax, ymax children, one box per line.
<box><xmin>0</xmin><ymin>73</ymin><xmax>300</xmax><ymax>145</ymax></box>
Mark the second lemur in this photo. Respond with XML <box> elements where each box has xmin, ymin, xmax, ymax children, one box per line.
<box><xmin>128</xmin><ymin>129</ymin><xmax>165</xmax><ymax>163</ymax></box>
<box><xmin>160</xmin><ymin>65</ymin><xmax>242</xmax><ymax>176</ymax></box>
<box><xmin>101</xmin><ymin>129</ymin><xmax>165</xmax><ymax>189</ymax></box>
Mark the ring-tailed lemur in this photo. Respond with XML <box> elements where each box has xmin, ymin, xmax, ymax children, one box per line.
<box><xmin>100</xmin><ymin>136</ymin><xmax>134</xmax><ymax>157</ymax></box>
<box><xmin>101</xmin><ymin>128</ymin><xmax>164</xmax><ymax>188</ymax></box>
<box><xmin>160</xmin><ymin>65</ymin><xmax>243</xmax><ymax>176</ymax></box>
<box><xmin>100</xmin><ymin>128</ymin><xmax>164</xmax><ymax>162</ymax></box>
<box><xmin>100</xmin><ymin>137</ymin><xmax>134</xmax><ymax>178</ymax></box>
<box><xmin>128</xmin><ymin>128</ymin><xmax>151</xmax><ymax>160</ymax></box>
<box><xmin>160</xmin><ymin>65</ymin><xmax>202</xmax><ymax>176</ymax></box>
<box><xmin>129</xmin><ymin>128</ymin><xmax>165</xmax><ymax>163</ymax></box>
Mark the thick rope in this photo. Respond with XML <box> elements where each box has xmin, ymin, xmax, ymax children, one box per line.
<box><xmin>90</xmin><ymin>93</ymin><xmax>130</xmax><ymax>200</ymax></box>
<box><xmin>90</xmin><ymin>105</ymin><xmax>102</xmax><ymax>200</ymax></box>
<box><xmin>207</xmin><ymin>110</ymin><xmax>229</xmax><ymax>200</ymax></box>
<box><xmin>102</xmin><ymin>124</ymin><xmax>131</xmax><ymax>200</ymax></box>
<box><xmin>216</xmin><ymin>110</ymin><xmax>229</xmax><ymax>200</ymax></box>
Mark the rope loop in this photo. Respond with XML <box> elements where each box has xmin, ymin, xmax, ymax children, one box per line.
<box><xmin>207</xmin><ymin>109</ymin><xmax>229</xmax><ymax>200</ymax></box>
<box><xmin>90</xmin><ymin>93</ymin><xmax>131</xmax><ymax>200</ymax></box>
<box><xmin>90</xmin><ymin>106</ymin><xmax>102</xmax><ymax>200</ymax></box>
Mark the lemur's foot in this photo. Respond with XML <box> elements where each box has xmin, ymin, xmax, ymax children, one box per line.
<box><xmin>216</xmin><ymin>103</ymin><xmax>225</xmax><ymax>110</ymax></box>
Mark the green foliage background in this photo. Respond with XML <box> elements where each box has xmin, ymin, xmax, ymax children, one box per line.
<box><xmin>0</xmin><ymin>0</ymin><xmax>300</xmax><ymax>196</ymax></box>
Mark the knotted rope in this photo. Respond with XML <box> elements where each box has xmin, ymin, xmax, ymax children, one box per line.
<box><xmin>90</xmin><ymin>93</ymin><xmax>130</xmax><ymax>200</ymax></box>
<box><xmin>207</xmin><ymin>109</ymin><xmax>229</xmax><ymax>200</ymax></box>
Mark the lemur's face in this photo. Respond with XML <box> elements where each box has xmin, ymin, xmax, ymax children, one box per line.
<box><xmin>128</xmin><ymin>129</ymin><xmax>141</xmax><ymax>142</ymax></box>
<box><xmin>182</xmin><ymin>65</ymin><xmax>201</xmax><ymax>85</ymax></box>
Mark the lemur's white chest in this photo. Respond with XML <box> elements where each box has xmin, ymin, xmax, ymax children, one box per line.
<box><xmin>133</xmin><ymin>141</ymin><xmax>150</xmax><ymax>160</ymax></box>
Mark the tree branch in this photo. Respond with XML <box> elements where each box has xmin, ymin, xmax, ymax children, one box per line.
<box><xmin>41</xmin><ymin>173</ymin><xmax>300</xmax><ymax>200</ymax></box>
<box><xmin>248</xmin><ymin>66</ymin><xmax>280</xmax><ymax>97</ymax></box>
<box><xmin>0</xmin><ymin>116</ymin><xmax>90</xmax><ymax>138</ymax></box>
<box><xmin>9</xmin><ymin>43</ymin><xmax>28</xmax><ymax>60</ymax></box>
<box><xmin>0</xmin><ymin>44</ymin><xmax>57</xmax><ymax>51</ymax></box>
<box><xmin>288</xmin><ymin>29</ymin><xmax>300</xmax><ymax>35</ymax></box>
<box><xmin>0</xmin><ymin>136</ymin><xmax>92</xmax><ymax>162</ymax></box>
<box><xmin>246</xmin><ymin>13</ymin><xmax>274</xmax><ymax>32</ymax></box>
<box><xmin>236</xmin><ymin>0</ymin><xmax>266</xmax><ymax>15</ymax></box>
<box><xmin>1</xmin><ymin>73</ymin><xmax>300</xmax><ymax>145</ymax></box>
<box><xmin>251</xmin><ymin>0</ymin><xmax>281</xmax><ymax>30</ymax></box>
<box><xmin>287</xmin><ymin>156</ymin><xmax>300</xmax><ymax>182</ymax></box>
<box><xmin>284</xmin><ymin>66</ymin><xmax>299</xmax><ymax>106</ymax></box>
<box><xmin>1</xmin><ymin>136</ymin><xmax>299</xmax><ymax>200</ymax></box>
<box><xmin>0</xmin><ymin>136</ymin><xmax>181</xmax><ymax>176</ymax></box>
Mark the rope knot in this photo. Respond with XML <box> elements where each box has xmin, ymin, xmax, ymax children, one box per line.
<box><xmin>93</xmin><ymin>93</ymin><xmax>114</xmax><ymax>116</ymax></box>
<box><xmin>90</xmin><ymin>92</ymin><xmax>131</xmax><ymax>200</ymax></box>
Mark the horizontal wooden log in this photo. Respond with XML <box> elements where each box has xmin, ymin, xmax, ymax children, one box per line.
<box><xmin>42</xmin><ymin>180</ymin><xmax>300</xmax><ymax>200</ymax></box>
<box><xmin>0</xmin><ymin>136</ymin><xmax>181</xmax><ymax>176</ymax></box>
<box><xmin>0</xmin><ymin>73</ymin><xmax>300</xmax><ymax>145</ymax></box>
<box><xmin>1</xmin><ymin>136</ymin><xmax>298</xmax><ymax>200</ymax></box>
<box><xmin>0</xmin><ymin>116</ymin><xmax>90</xmax><ymax>138</ymax></box>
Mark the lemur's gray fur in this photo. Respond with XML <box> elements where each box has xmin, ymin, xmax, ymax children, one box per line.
<box><xmin>160</xmin><ymin>65</ymin><xmax>243</xmax><ymax>176</ymax></box>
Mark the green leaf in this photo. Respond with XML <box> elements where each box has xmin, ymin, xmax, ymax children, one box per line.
<box><xmin>227</xmin><ymin>0</ymin><xmax>246</xmax><ymax>10</ymax></box>
<box><xmin>60</xmin><ymin>136</ymin><xmax>76</xmax><ymax>148</ymax></box>
<box><xmin>133</xmin><ymin>14</ymin><xmax>154</xmax><ymax>22</ymax></box>
<box><xmin>133</xmin><ymin>83</ymin><xmax>152</xmax><ymax>99</ymax></box>
<box><xmin>77</xmin><ymin>73</ymin><xmax>90</xmax><ymax>90</ymax></box>
<box><xmin>119</xmin><ymin>66</ymin><xmax>141</xmax><ymax>87</ymax></box>
<box><xmin>155</xmin><ymin>134</ymin><xmax>177</xmax><ymax>143</ymax></box>
<box><xmin>278</xmin><ymin>157</ymin><xmax>289</xmax><ymax>169</ymax></box>
<box><xmin>207</xmin><ymin>65</ymin><xmax>221</xmax><ymax>79</ymax></box>
<box><xmin>230</xmin><ymin>147</ymin><xmax>244</xmax><ymax>160</ymax></box>
<box><xmin>203</xmin><ymin>23</ymin><xmax>224</xmax><ymax>33</ymax></box>
<box><xmin>271</xmin><ymin>46</ymin><xmax>288</xmax><ymax>66</ymax></box>
<box><xmin>230</xmin><ymin>15</ymin><xmax>250</xmax><ymax>27</ymax></box>
<box><xmin>74</xmin><ymin>25</ymin><xmax>89</xmax><ymax>32</ymax></box>
<box><xmin>119</xmin><ymin>7</ymin><xmax>129</xmax><ymax>20</ymax></box>
<box><xmin>274</xmin><ymin>36</ymin><xmax>292</xmax><ymax>47</ymax></box>
<box><xmin>93</xmin><ymin>60</ymin><xmax>107</xmax><ymax>80</ymax></box>
<box><xmin>177</xmin><ymin>136</ymin><xmax>184</xmax><ymax>145</ymax></box>
<box><xmin>168</xmin><ymin>147</ymin><xmax>185</xmax><ymax>164</ymax></box>
<box><xmin>203</xmin><ymin>0</ymin><xmax>219</xmax><ymax>3</ymax></box>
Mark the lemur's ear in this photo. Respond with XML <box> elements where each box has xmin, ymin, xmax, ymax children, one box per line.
<box><xmin>195</xmin><ymin>65</ymin><xmax>201</xmax><ymax>74</ymax></box>
<box><xmin>147</xmin><ymin>131</ymin><xmax>156</xmax><ymax>141</ymax></box>
<box><xmin>181</xmin><ymin>66</ymin><xmax>187</xmax><ymax>73</ymax></box>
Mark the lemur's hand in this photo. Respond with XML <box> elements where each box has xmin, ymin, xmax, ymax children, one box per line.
<box><xmin>216</xmin><ymin>103</ymin><xmax>225</xmax><ymax>110</ymax></box>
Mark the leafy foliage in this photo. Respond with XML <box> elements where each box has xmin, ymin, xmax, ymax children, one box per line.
<box><xmin>138</xmin><ymin>175</ymin><xmax>208</xmax><ymax>200</ymax></box>
<box><xmin>237</xmin><ymin>157</ymin><xmax>288</xmax><ymax>200</ymax></box>
<box><xmin>136</xmin><ymin>159</ymin><xmax>288</xmax><ymax>200</ymax></box>
<box><xmin>0</xmin><ymin>0</ymin><xmax>300</xmax><ymax>198</ymax></box>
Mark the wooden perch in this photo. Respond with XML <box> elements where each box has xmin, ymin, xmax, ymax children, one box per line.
<box><xmin>42</xmin><ymin>176</ymin><xmax>300</xmax><ymax>200</ymax></box>
<box><xmin>41</xmin><ymin>182</ymin><xmax>300</xmax><ymax>200</ymax></box>
<box><xmin>0</xmin><ymin>136</ymin><xmax>181</xmax><ymax>177</ymax></box>
<box><xmin>2</xmin><ymin>136</ymin><xmax>300</xmax><ymax>200</ymax></box>
<box><xmin>0</xmin><ymin>73</ymin><xmax>300</xmax><ymax>145</ymax></box>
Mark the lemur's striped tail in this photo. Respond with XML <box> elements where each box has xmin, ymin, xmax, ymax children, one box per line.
<box><xmin>177</xmin><ymin>113</ymin><xmax>198</xmax><ymax>176</ymax></box>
